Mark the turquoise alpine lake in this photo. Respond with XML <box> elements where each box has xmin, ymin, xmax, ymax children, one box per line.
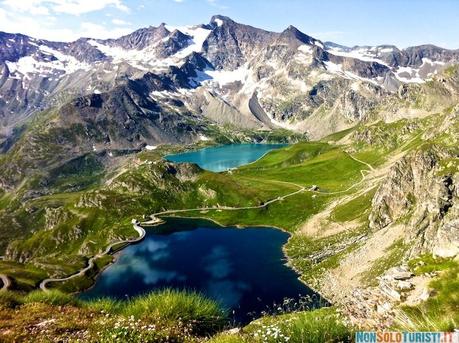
<box><xmin>165</xmin><ymin>143</ymin><xmax>288</xmax><ymax>172</ymax></box>
<box><xmin>81</xmin><ymin>218</ymin><xmax>323</xmax><ymax>324</ymax></box>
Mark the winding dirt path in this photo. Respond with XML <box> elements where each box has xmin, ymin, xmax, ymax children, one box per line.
<box><xmin>145</xmin><ymin>183</ymin><xmax>306</xmax><ymax>222</ymax></box>
<box><xmin>347</xmin><ymin>153</ymin><xmax>374</xmax><ymax>171</ymax></box>
<box><xmin>39</xmin><ymin>223</ymin><xmax>145</xmax><ymax>292</ymax></box>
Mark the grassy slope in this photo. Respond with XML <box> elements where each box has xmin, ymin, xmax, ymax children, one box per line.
<box><xmin>397</xmin><ymin>256</ymin><xmax>459</xmax><ymax>331</ymax></box>
<box><xmin>0</xmin><ymin>289</ymin><xmax>227</xmax><ymax>342</ymax></box>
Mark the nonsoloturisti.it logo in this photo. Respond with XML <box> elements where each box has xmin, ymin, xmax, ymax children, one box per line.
<box><xmin>356</xmin><ymin>331</ymin><xmax>459</xmax><ymax>343</ymax></box>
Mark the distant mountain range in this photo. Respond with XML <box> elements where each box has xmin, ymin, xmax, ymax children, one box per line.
<box><xmin>1</xmin><ymin>16</ymin><xmax>458</xmax><ymax>137</ymax></box>
<box><xmin>1</xmin><ymin>15</ymin><xmax>459</xmax><ymax>190</ymax></box>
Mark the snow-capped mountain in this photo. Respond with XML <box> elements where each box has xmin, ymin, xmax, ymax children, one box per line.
<box><xmin>1</xmin><ymin>15</ymin><xmax>459</xmax><ymax>150</ymax></box>
<box><xmin>324</xmin><ymin>42</ymin><xmax>457</xmax><ymax>84</ymax></box>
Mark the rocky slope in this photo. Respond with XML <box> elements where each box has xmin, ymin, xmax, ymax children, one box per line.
<box><xmin>369</xmin><ymin>147</ymin><xmax>458</xmax><ymax>258</ymax></box>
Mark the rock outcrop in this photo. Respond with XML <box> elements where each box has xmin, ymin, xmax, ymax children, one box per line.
<box><xmin>369</xmin><ymin>146</ymin><xmax>458</xmax><ymax>258</ymax></box>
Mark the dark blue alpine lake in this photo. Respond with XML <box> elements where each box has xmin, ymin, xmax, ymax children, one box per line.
<box><xmin>165</xmin><ymin>143</ymin><xmax>287</xmax><ymax>172</ymax></box>
<box><xmin>81</xmin><ymin>218</ymin><xmax>321</xmax><ymax>323</ymax></box>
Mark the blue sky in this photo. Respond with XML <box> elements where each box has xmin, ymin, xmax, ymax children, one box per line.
<box><xmin>0</xmin><ymin>0</ymin><xmax>458</xmax><ymax>48</ymax></box>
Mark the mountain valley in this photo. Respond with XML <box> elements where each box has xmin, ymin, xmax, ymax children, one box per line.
<box><xmin>0</xmin><ymin>14</ymin><xmax>458</xmax><ymax>343</ymax></box>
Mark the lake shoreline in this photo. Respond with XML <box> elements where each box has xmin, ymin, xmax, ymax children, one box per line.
<box><xmin>80</xmin><ymin>216</ymin><xmax>320</xmax><ymax>323</ymax></box>
<box><xmin>165</xmin><ymin>143</ymin><xmax>288</xmax><ymax>172</ymax></box>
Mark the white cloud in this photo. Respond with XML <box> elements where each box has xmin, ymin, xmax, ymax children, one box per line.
<box><xmin>0</xmin><ymin>0</ymin><xmax>132</xmax><ymax>41</ymax></box>
<box><xmin>0</xmin><ymin>8</ymin><xmax>131</xmax><ymax>41</ymax></box>
<box><xmin>1</xmin><ymin>0</ymin><xmax>130</xmax><ymax>16</ymax></box>
<box><xmin>2</xmin><ymin>0</ymin><xmax>50</xmax><ymax>15</ymax></box>
<box><xmin>53</xmin><ymin>0</ymin><xmax>130</xmax><ymax>15</ymax></box>
<box><xmin>80</xmin><ymin>22</ymin><xmax>132</xmax><ymax>39</ymax></box>
<box><xmin>112</xmin><ymin>18</ymin><xmax>131</xmax><ymax>26</ymax></box>
<box><xmin>205</xmin><ymin>0</ymin><xmax>228</xmax><ymax>10</ymax></box>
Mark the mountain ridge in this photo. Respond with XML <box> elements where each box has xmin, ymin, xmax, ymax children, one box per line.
<box><xmin>1</xmin><ymin>14</ymin><xmax>459</xmax><ymax>132</ymax></box>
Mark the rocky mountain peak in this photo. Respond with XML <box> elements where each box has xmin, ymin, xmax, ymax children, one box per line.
<box><xmin>107</xmin><ymin>24</ymin><xmax>171</xmax><ymax>50</ymax></box>
<box><xmin>155</xmin><ymin>29</ymin><xmax>193</xmax><ymax>58</ymax></box>
<box><xmin>209</xmin><ymin>15</ymin><xmax>234</xmax><ymax>28</ymax></box>
<box><xmin>168</xmin><ymin>29</ymin><xmax>191</xmax><ymax>42</ymax></box>
<box><xmin>184</xmin><ymin>51</ymin><xmax>213</xmax><ymax>70</ymax></box>
<box><xmin>279</xmin><ymin>24</ymin><xmax>316</xmax><ymax>46</ymax></box>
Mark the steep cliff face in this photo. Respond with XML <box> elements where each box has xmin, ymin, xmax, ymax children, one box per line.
<box><xmin>369</xmin><ymin>144</ymin><xmax>458</xmax><ymax>258</ymax></box>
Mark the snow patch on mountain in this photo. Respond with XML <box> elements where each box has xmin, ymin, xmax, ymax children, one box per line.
<box><xmin>295</xmin><ymin>44</ymin><xmax>314</xmax><ymax>64</ymax></box>
<box><xmin>324</xmin><ymin>60</ymin><xmax>344</xmax><ymax>74</ymax></box>
<box><xmin>205</xmin><ymin>66</ymin><xmax>251</xmax><ymax>86</ymax></box>
<box><xmin>326</xmin><ymin>46</ymin><xmax>388</xmax><ymax>66</ymax></box>
<box><xmin>213</xmin><ymin>18</ymin><xmax>224</xmax><ymax>27</ymax></box>
<box><xmin>314</xmin><ymin>41</ymin><xmax>324</xmax><ymax>49</ymax></box>
<box><xmin>39</xmin><ymin>46</ymin><xmax>91</xmax><ymax>73</ymax></box>
<box><xmin>88</xmin><ymin>26</ymin><xmax>211</xmax><ymax>71</ymax></box>
<box><xmin>324</xmin><ymin>60</ymin><xmax>379</xmax><ymax>85</ymax></box>
<box><xmin>394</xmin><ymin>58</ymin><xmax>447</xmax><ymax>84</ymax></box>
<box><xmin>187</xmin><ymin>63</ymin><xmax>258</xmax><ymax>96</ymax></box>
<box><xmin>395</xmin><ymin>66</ymin><xmax>424</xmax><ymax>83</ymax></box>
<box><xmin>297</xmin><ymin>45</ymin><xmax>313</xmax><ymax>54</ymax></box>
<box><xmin>165</xmin><ymin>25</ymin><xmax>211</xmax><ymax>58</ymax></box>
<box><xmin>88</xmin><ymin>40</ymin><xmax>168</xmax><ymax>71</ymax></box>
<box><xmin>6</xmin><ymin>45</ymin><xmax>90</xmax><ymax>78</ymax></box>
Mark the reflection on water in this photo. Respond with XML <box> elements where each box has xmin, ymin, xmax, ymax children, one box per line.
<box><xmin>81</xmin><ymin>218</ymin><xmax>320</xmax><ymax>323</ymax></box>
<box><xmin>166</xmin><ymin>144</ymin><xmax>287</xmax><ymax>172</ymax></box>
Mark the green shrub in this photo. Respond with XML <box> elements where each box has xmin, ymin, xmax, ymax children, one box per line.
<box><xmin>23</xmin><ymin>289</ymin><xmax>78</xmax><ymax>306</ymax></box>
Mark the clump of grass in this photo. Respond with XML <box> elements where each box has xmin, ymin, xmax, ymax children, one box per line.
<box><xmin>23</xmin><ymin>289</ymin><xmax>78</xmax><ymax>306</ymax></box>
<box><xmin>85</xmin><ymin>289</ymin><xmax>227</xmax><ymax>336</ymax></box>
<box><xmin>208</xmin><ymin>332</ymin><xmax>248</xmax><ymax>343</ymax></box>
<box><xmin>396</xmin><ymin>305</ymin><xmax>457</xmax><ymax>332</ymax></box>
<box><xmin>245</xmin><ymin>307</ymin><xmax>352</xmax><ymax>343</ymax></box>
<box><xmin>124</xmin><ymin>289</ymin><xmax>227</xmax><ymax>335</ymax></box>
<box><xmin>408</xmin><ymin>254</ymin><xmax>457</xmax><ymax>275</ymax></box>
<box><xmin>95</xmin><ymin>315</ymin><xmax>182</xmax><ymax>343</ymax></box>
